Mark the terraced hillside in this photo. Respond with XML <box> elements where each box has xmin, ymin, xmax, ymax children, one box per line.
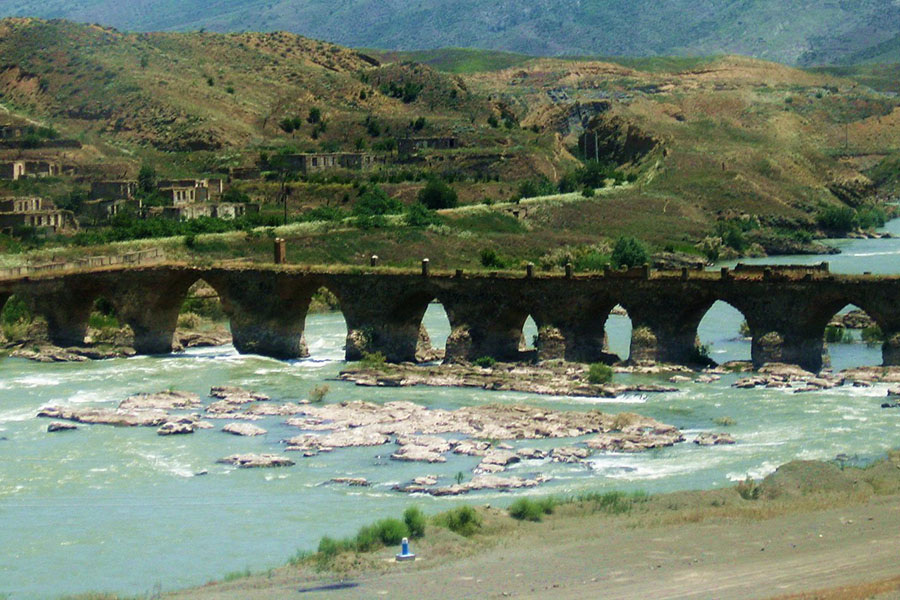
<box><xmin>0</xmin><ymin>19</ymin><xmax>898</xmax><ymax>270</ymax></box>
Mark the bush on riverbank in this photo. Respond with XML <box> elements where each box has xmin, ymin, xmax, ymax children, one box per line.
<box><xmin>587</xmin><ymin>362</ymin><xmax>613</xmax><ymax>384</ymax></box>
<box><xmin>508</xmin><ymin>497</ymin><xmax>556</xmax><ymax>522</ymax></box>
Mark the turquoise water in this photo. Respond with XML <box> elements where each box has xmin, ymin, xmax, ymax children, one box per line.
<box><xmin>2</xmin><ymin>224</ymin><xmax>900</xmax><ymax>599</ymax></box>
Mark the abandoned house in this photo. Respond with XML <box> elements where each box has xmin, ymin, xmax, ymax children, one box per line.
<box><xmin>90</xmin><ymin>180</ymin><xmax>138</xmax><ymax>201</ymax></box>
<box><xmin>0</xmin><ymin>196</ymin><xmax>78</xmax><ymax>234</ymax></box>
<box><xmin>0</xmin><ymin>161</ymin><xmax>26</xmax><ymax>181</ymax></box>
<box><xmin>397</xmin><ymin>137</ymin><xmax>459</xmax><ymax>156</ymax></box>
<box><xmin>278</xmin><ymin>153</ymin><xmax>385</xmax><ymax>175</ymax></box>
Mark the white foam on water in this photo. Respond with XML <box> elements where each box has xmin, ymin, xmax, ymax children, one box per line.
<box><xmin>133</xmin><ymin>451</ymin><xmax>195</xmax><ymax>478</ymax></box>
<box><xmin>12</xmin><ymin>375</ymin><xmax>62</xmax><ymax>388</ymax></box>
<box><xmin>726</xmin><ymin>460</ymin><xmax>780</xmax><ymax>481</ymax></box>
<box><xmin>0</xmin><ymin>407</ymin><xmax>37</xmax><ymax>423</ymax></box>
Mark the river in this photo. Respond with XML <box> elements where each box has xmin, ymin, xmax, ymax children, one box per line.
<box><xmin>2</xmin><ymin>221</ymin><xmax>900</xmax><ymax>599</ymax></box>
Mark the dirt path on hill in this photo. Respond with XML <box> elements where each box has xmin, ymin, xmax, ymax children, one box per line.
<box><xmin>170</xmin><ymin>495</ymin><xmax>900</xmax><ymax>600</ymax></box>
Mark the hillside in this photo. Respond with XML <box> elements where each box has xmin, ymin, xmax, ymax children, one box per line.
<box><xmin>2</xmin><ymin>1</ymin><xmax>900</xmax><ymax>66</ymax></box>
<box><xmin>0</xmin><ymin>19</ymin><xmax>899</xmax><ymax>271</ymax></box>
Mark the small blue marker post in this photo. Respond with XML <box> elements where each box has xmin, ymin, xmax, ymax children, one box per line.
<box><xmin>395</xmin><ymin>537</ymin><xmax>416</xmax><ymax>562</ymax></box>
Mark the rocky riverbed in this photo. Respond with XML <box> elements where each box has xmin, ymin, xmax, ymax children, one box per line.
<box><xmin>32</xmin><ymin>384</ymin><xmax>716</xmax><ymax>496</ymax></box>
<box><xmin>339</xmin><ymin>361</ymin><xmax>679</xmax><ymax>398</ymax></box>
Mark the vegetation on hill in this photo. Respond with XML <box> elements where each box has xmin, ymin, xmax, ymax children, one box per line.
<box><xmin>0</xmin><ymin>20</ymin><xmax>898</xmax><ymax>273</ymax></box>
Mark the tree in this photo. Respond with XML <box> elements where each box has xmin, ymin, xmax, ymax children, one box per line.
<box><xmin>611</xmin><ymin>236</ymin><xmax>650</xmax><ymax>269</ymax></box>
<box><xmin>417</xmin><ymin>178</ymin><xmax>458</xmax><ymax>210</ymax></box>
<box><xmin>307</xmin><ymin>107</ymin><xmax>322</xmax><ymax>124</ymax></box>
<box><xmin>353</xmin><ymin>185</ymin><xmax>403</xmax><ymax>217</ymax></box>
<box><xmin>279</xmin><ymin>118</ymin><xmax>296</xmax><ymax>135</ymax></box>
<box><xmin>137</xmin><ymin>165</ymin><xmax>157</xmax><ymax>194</ymax></box>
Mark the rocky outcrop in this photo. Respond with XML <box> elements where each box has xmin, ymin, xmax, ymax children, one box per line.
<box><xmin>330</xmin><ymin>477</ymin><xmax>369</xmax><ymax>487</ymax></box>
<box><xmin>223</xmin><ymin>423</ymin><xmax>267</xmax><ymax>437</ymax></box>
<box><xmin>734</xmin><ymin>363</ymin><xmax>844</xmax><ymax>391</ymax></box>
<box><xmin>120</xmin><ymin>391</ymin><xmax>201</xmax><ymax>411</ymax></box>
<box><xmin>586</xmin><ymin>414</ymin><xmax>684</xmax><ymax>453</ymax></box>
<box><xmin>217</xmin><ymin>454</ymin><xmax>294</xmax><ymax>468</ymax></box>
<box><xmin>37</xmin><ymin>405</ymin><xmax>169</xmax><ymax>427</ymax></box>
<box><xmin>396</xmin><ymin>474</ymin><xmax>551</xmax><ymax>496</ymax></box>
<box><xmin>285</xmin><ymin>429</ymin><xmax>391</xmax><ymax>454</ymax></box>
<box><xmin>157</xmin><ymin>421</ymin><xmax>196</xmax><ymax>435</ymax></box>
<box><xmin>210</xmin><ymin>386</ymin><xmax>270</xmax><ymax>403</ymax></box>
<box><xmin>47</xmin><ymin>421</ymin><xmax>77</xmax><ymax>432</ymax></box>
<box><xmin>694</xmin><ymin>432</ymin><xmax>736</xmax><ymax>446</ymax></box>
<box><xmin>340</xmin><ymin>362</ymin><xmax>676</xmax><ymax>399</ymax></box>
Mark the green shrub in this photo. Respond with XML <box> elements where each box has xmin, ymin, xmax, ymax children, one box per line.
<box><xmin>862</xmin><ymin>325</ymin><xmax>884</xmax><ymax>343</ymax></box>
<box><xmin>587</xmin><ymin>363</ymin><xmax>613</xmax><ymax>384</ymax></box>
<box><xmin>418</xmin><ymin>178</ymin><xmax>458</xmax><ymax>209</ymax></box>
<box><xmin>857</xmin><ymin>206</ymin><xmax>887</xmax><ymax>230</ymax></box>
<box><xmin>479</xmin><ymin>248</ymin><xmax>506</xmax><ymax>268</ymax></box>
<box><xmin>824</xmin><ymin>325</ymin><xmax>853</xmax><ymax>344</ymax></box>
<box><xmin>713</xmin><ymin>416</ymin><xmax>736</xmax><ymax>427</ymax></box>
<box><xmin>317</xmin><ymin>535</ymin><xmax>354</xmax><ymax>559</ymax></box>
<box><xmin>403</xmin><ymin>506</ymin><xmax>426</xmax><ymax>539</ymax></box>
<box><xmin>405</xmin><ymin>202</ymin><xmax>442</xmax><ymax>227</ymax></box>
<box><xmin>308</xmin><ymin>384</ymin><xmax>330</xmax><ymax>403</ymax></box>
<box><xmin>508</xmin><ymin>497</ymin><xmax>556</xmax><ymax>522</ymax></box>
<box><xmin>353</xmin><ymin>185</ymin><xmax>403</xmax><ymax>217</ymax></box>
<box><xmin>737</xmin><ymin>477</ymin><xmax>760</xmax><ymax>500</ymax></box>
<box><xmin>474</xmin><ymin>356</ymin><xmax>496</xmax><ymax>368</ymax></box>
<box><xmin>1</xmin><ymin>295</ymin><xmax>31</xmax><ymax>326</ymax></box>
<box><xmin>436</xmin><ymin>505</ymin><xmax>482</xmax><ymax>537</ymax></box>
<box><xmin>610</xmin><ymin>236</ymin><xmax>649</xmax><ymax>269</ymax></box>
<box><xmin>370</xmin><ymin>518</ymin><xmax>408</xmax><ymax>547</ymax></box>
<box><xmin>301</xmin><ymin>205</ymin><xmax>346</xmax><ymax>223</ymax></box>
<box><xmin>816</xmin><ymin>205</ymin><xmax>857</xmax><ymax>234</ymax></box>
<box><xmin>360</xmin><ymin>351</ymin><xmax>387</xmax><ymax>368</ymax></box>
<box><xmin>576</xmin><ymin>490</ymin><xmax>647</xmax><ymax>514</ymax></box>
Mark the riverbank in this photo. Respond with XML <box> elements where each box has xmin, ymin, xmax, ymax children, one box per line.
<box><xmin>162</xmin><ymin>452</ymin><xmax>900</xmax><ymax>600</ymax></box>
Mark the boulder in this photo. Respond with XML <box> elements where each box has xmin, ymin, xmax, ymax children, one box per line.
<box><xmin>550</xmin><ymin>446</ymin><xmax>591</xmax><ymax>463</ymax></box>
<box><xmin>210</xmin><ymin>386</ymin><xmax>270</xmax><ymax>402</ymax></box>
<box><xmin>330</xmin><ymin>477</ymin><xmax>369</xmax><ymax>487</ymax></box>
<box><xmin>47</xmin><ymin>422</ymin><xmax>77</xmax><ymax>433</ymax></box>
<box><xmin>223</xmin><ymin>422</ymin><xmax>267</xmax><ymax>437</ymax></box>
<box><xmin>157</xmin><ymin>422</ymin><xmax>195</xmax><ymax>436</ymax></box>
<box><xmin>694</xmin><ymin>432</ymin><xmax>736</xmax><ymax>446</ymax></box>
<box><xmin>516</xmin><ymin>447</ymin><xmax>548</xmax><ymax>460</ymax></box>
<box><xmin>217</xmin><ymin>454</ymin><xmax>294</xmax><ymax>468</ymax></box>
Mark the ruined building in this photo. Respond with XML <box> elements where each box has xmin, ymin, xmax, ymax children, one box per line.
<box><xmin>0</xmin><ymin>197</ymin><xmax>77</xmax><ymax>234</ymax></box>
<box><xmin>397</xmin><ymin>137</ymin><xmax>459</xmax><ymax>156</ymax></box>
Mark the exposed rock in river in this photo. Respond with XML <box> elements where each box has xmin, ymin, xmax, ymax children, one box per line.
<box><xmin>223</xmin><ymin>423</ymin><xmax>267</xmax><ymax>437</ymax></box>
<box><xmin>210</xmin><ymin>386</ymin><xmax>269</xmax><ymax>403</ymax></box>
<box><xmin>119</xmin><ymin>391</ymin><xmax>201</xmax><ymax>411</ymax></box>
<box><xmin>217</xmin><ymin>454</ymin><xmax>295</xmax><ymax>468</ymax></box>
<box><xmin>395</xmin><ymin>474</ymin><xmax>551</xmax><ymax>496</ymax></box>
<box><xmin>157</xmin><ymin>421</ymin><xmax>196</xmax><ymax>436</ymax></box>
<box><xmin>37</xmin><ymin>405</ymin><xmax>170</xmax><ymax>427</ymax></box>
<box><xmin>694</xmin><ymin>432</ymin><xmax>736</xmax><ymax>446</ymax></box>
<box><xmin>340</xmin><ymin>362</ymin><xmax>676</xmax><ymax>398</ymax></box>
<box><xmin>47</xmin><ymin>421</ymin><xmax>77</xmax><ymax>432</ymax></box>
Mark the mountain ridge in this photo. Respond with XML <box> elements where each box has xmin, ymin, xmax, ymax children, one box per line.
<box><xmin>1</xmin><ymin>1</ymin><xmax>900</xmax><ymax>66</ymax></box>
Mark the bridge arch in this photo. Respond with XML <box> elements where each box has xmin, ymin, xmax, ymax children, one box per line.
<box><xmin>697</xmin><ymin>300</ymin><xmax>751</xmax><ymax>364</ymax></box>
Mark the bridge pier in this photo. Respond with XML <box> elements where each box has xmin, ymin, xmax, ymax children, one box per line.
<box><xmin>25</xmin><ymin>280</ymin><xmax>99</xmax><ymax>347</ymax></box>
<box><xmin>882</xmin><ymin>331</ymin><xmax>900</xmax><ymax>367</ymax></box>
<box><xmin>623</xmin><ymin>293</ymin><xmax>711</xmax><ymax>366</ymax></box>
<box><xmin>208</xmin><ymin>273</ymin><xmax>315</xmax><ymax>360</ymax></box>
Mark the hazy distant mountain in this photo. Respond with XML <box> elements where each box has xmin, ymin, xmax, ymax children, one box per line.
<box><xmin>1</xmin><ymin>0</ymin><xmax>900</xmax><ymax>65</ymax></box>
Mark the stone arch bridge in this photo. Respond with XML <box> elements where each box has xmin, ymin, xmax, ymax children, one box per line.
<box><xmin>3</xmin><ymin>263</ymin><xmax>899</xmax><ymax>372</ymax></box>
